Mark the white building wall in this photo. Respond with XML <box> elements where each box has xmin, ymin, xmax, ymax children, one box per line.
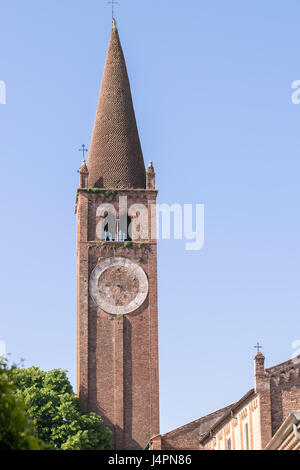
<box><xmin>205</xmin><ymin>396</ymin><xmax>261</xmax><ymax>450</ymax></box>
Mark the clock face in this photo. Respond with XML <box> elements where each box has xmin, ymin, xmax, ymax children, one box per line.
<box><xmin>89</xmin><ymin>258</ymin><xmax>149</xmax><ymax>315</ymax></box>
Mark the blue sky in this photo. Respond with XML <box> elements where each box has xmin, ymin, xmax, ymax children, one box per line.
<box><xmin>1</xmin><ymin>0</ymin><xmax>300</xmax><ymax>434</ymax></box>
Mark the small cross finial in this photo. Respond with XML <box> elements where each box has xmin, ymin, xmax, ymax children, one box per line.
<box><xmin>79</xmin><ymin>144</ymin><xmax>88</xmax><ymax>159</ymax></box>
<box><xmin>108</xmin><ymin>0</ymin><xmax>118</xmax><ymax>21</ymax></box>
<box><xmin>254</xmin><ymin>342</ymin><xmax>263</xmax><ymax>353</ymax></box>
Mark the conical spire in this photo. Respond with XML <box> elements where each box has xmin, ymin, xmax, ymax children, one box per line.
<box><xmin>87</xmin><ymin>20</ymin><xmax>146</xmax><ymax>189</ymax></box>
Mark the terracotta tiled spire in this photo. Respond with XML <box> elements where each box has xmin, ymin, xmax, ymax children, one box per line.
<box><xmin>87</xmin><ymin>19</ymin><xmax>146</xmax><ymax>189</ymax></box>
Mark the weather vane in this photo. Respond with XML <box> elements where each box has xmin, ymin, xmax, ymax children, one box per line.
<box><xmin>108</xmin><ymin>0</ymin><xmax>118</xmax><ymax>20</ymax></box>
<box><xmin>79</xmin><ymin>144</ymin><xmax>88</xmax><ymax>160</ymax></box>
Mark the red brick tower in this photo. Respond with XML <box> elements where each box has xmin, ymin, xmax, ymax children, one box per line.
<box><xmin>76</xmin><ymin>19</ymin><xmax>160</xmax><ymax>450</ymax></box>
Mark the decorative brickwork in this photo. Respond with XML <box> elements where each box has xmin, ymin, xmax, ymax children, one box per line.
<box><xmin>79</xmin><ymin>160</ymin><xmax>89</xmax><ymax>189</ymax></box>
<box><xmin>266</xmin><ymin>358</ymin><xmax>300</xmax><ymax>436</ymax></box>
<box><xmin>146</xmin><ymin>161</ymin><xmax>156</xmax><ymax>190</ymax></box>
<box><xmin>87</xmin><ymin>21</ymin><xmax>146</xmax><ymax>189</ymax></box>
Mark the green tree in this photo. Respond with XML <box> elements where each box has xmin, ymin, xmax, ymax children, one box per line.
<box><xmin>0</xmin><ymin>360</ymin><xmax>41</xmax><ymax>450</ymax></box>
<box><xmin>12</xmin><ymin>367</ymin><xmax>111</xmax><ymax>450</ymax></box>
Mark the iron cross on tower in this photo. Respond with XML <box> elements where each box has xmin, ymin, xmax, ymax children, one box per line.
<box><xmin>79</xmin><ymin>144</ymin><xmax>88</xmax><ymax>159</ymax></box>
<box><xmin>254</xmin><ymin>342</ymin><xmax>263</xmax><ymax>353</ymax></box>
<box><xmin>108</xmin><ymin>0</ymin><xmax>118</xmax><ymax>20</ymax></box>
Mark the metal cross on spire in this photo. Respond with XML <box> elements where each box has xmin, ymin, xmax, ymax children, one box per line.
<box><xmin>108</xmin><ymin>0</ymin><xmax>118</xmax><ymax>20</ymax></box>
<box><xmin>79</xmin><ymin>144</ymin><xmax>88</xmax><ymax>159</ymax></box>
<box><xmin>254</xmin><ymin>342</ymin><xmax>263</xmax><ymax>353</ymax></box>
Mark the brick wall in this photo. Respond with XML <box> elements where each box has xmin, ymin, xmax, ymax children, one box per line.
<box><xmin>76</xmin><ymin>189</ymin><xmax>160</xmax><ymax>450</ymax></box>
<box><xmin>150</xmin><ymin>405</ymin><xmax>234</xmax><ymax>450</ymax></box>
<box><xmin>267</xmin><ymin>360</ymin><xmax>300</xmax><ymax>435</ymax></box>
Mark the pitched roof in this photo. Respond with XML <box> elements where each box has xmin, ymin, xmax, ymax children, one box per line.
<box><xmin>87</xmin><ymin>19</ymin><xmax>146</xmax><ymax>189</ymax></box>
<box><xmin>79</xmin><ymin>160</ymin><xmax>88</xmax><ymax>174</ymax></box>
<box><xmin>200</xmin><ymin>389</ymin><xmax>255</xmax><ymax>444</ymax></box>
<box><xmin>146</xmin><ymin>403</ymin><xmax>235</xmax><ymax>450</ymax></box>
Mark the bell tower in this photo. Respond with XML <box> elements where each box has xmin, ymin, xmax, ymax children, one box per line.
<box><xmin>76</xmin><ymin>19</ymin><xmax>160</xmax><ymax>450</ymax></box>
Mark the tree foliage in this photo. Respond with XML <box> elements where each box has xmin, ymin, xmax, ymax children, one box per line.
<box><xmin>13</xmin><ymin>367</ymin><xmax>111</xmax><ymax>450</ymax></box>
<box><xmin>0</xmin><ymin>360</ymin><xmax>41</xmax><ymax>450</ymax></box>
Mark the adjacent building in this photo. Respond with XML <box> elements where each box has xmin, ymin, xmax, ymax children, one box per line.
<box><xmin>148</xmin><ymin>353</ymin><xmax>300</xmax><ymax>450</ymax></box>
<box><xmin>265</xmin><ymin>413</ymin><xmax>300</xmax><ymax>450</ymax></box>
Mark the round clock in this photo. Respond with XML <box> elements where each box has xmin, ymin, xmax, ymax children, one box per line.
<box><xmin>89</xmin><ymin>257</ymin><xmax>149</xmax><ymax>315</ymax></box>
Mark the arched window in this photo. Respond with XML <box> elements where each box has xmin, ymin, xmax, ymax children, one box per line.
<box><xmin>103</xmin><ymin>212</ymin><xmax>117</xmax><ymax>241</ymax></box>
<box><xmin>126</xmin><ymin>215</ymin><xmax>132</xmax><ymax>242</ymax></box>
<box><xmin>98</xmin><ymin>212</ymin><xmax>132</xmax><ymax>242</ymax></box>
<box><xmin>118</xmin><ymin>213</ymin><xmax>132</xmax><ymax>242</ymax></box>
